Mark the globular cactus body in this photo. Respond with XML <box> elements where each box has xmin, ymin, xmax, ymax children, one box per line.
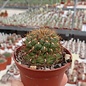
<box><xmin>17</xmin><ymin>28</ymin><xmax>66</xmax><ymax>69</ymax></box>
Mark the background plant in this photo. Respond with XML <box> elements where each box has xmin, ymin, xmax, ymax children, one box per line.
<box><xmin>3</xmin><ymin>52</ymin><xmax>12</xmax><ymax>57</ymax></box>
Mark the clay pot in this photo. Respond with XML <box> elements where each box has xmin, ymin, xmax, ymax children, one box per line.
<box><xmin>0</xmin><ymin>58</ymin><xmax>7</xmax><ymax>71</ymax></box>
<box><xmin>3</xmin><ymin>53</ymin><xmax>12</xmax><ymax>65</ymax></box>
<box><xmin>6</xmin><ymin>57</ymin><xmax>11</xmax><ymax>65</ymax></box>
<box><xmin>83</xmin><ymin>22</ymin><xmax>86</xmax><ymax>24</ymax></box>
<box><xmin>68</xmin><ymin>71</ymin><xmax>78</xmax><ymax>84</ymax></box>
<box><xmin>0</xmin><ymin>47</ymin><xmax>5</xmax><ymax>50</ymax></box>
<box><xmin>44</xmin><ymin>26</ymin><xmax>49</xmax><ymax>28</ymax></box>
<box><xmin>74</xmin><ymin>28</ymin><xmax>78</xmax><ymax>30</ymax></box>
<box><xmin>7</xmin><ymin>46</ymin><xmax>12</xmax><ymax>49</ymax></box>
<box><xmin>3</xmin><ymin>10</ymin><xmax>8</xmax><ymax>17</ymax></box>
<box><xmin>68</xmin><ymin>81</ymin><xmax>77</xmax><ymax>84</ymax></box>
<box><xmin>65</xmin><ymin>0</ymin><xmax>74</xmax><ymax>6</ymax></box>
<box><xmin>54</xmin><ymin>27</ymin><xmax>59</xmax><ymax>29</ymax></box>
<box><xmin>78</xmin><ymin>73</ymin><xmax>86</xmax><ymax>81</ymax></box>
<box><xmin>14</xmin><ymin>46</ymin><xmax>72</xmax><ymax>86</ymax></box>
<box><xmin>61</xmin><ymin>1</ymin><xmax>65</xmax><ymax>4</ymax></box>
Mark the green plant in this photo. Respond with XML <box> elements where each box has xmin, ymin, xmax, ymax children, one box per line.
<box><xmin>16</xmin><ymin>28</ymin><xmax>71</xmax><ymax>69</ymax></box>
<box><xmin>0</xmin><ymin>58</ymin><xmax>6</xmax><ymax>63</ymax></box>
<box><xmin>0</xmin><ymin>59</ymin><xmax>4</xmax><ymax>63</ymax></box>
<box><xmin>3</xmin><ymin>52</ymin><xmax>11</xmax><ymax>57</ymax></box>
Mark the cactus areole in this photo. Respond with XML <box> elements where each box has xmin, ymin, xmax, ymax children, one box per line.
<box><xmin>14</xmin><ymin>28</ymin><xmax>72</xmax><ymax>86</ymax></box>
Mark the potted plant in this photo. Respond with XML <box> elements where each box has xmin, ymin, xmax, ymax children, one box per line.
<box><xmin>14</xmin><ymin>28</ymin><xmax>72</xmax><ymax>86</ymax></box>
<box><xmin>0</xmin><ymin>58</ymin><xmax>7</xmax><ymax>70</ymax></box>
<box><xmin>61</xmin><ymin>0</ymin><xmax>65</xmax><ymax>4</ymax></box>
<box><xmin>6</xmin><ymin>42</ymin><xmax>12</xmax><ymax>49</ymax></box>
<box><xmin>3</xmin><ymin>52</ymin><xmax>12</xmax><ymax>65</ymax></box>
<box><xmin>65</xmin><ymin>0</ymin><xmax>74</xmax><ymax>6</ymax></box>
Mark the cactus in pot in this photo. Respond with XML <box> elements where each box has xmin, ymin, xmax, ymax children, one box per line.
<box><xmin>16</xmin><ymin>28</ymin><xmax>71</xmax><ymax>69</ymax></box>
<box><xmin>3</xmin><ymin>52</ymin><xmax>12</xmax><ymax>65</ymax></box>
<box><xmin>0</xmin><ymin>57</ymin><xmax>7</xmax><ymax>70</ymax></box>
<box><xmin>14</xmin><ymin>28</ymin><xmax>72</xmax><ymax>86</ymax></box>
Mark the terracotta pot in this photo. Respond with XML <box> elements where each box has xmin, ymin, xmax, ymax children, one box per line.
<box><xmin>0</xmin><ymin>58</ymin><xmax>7</xmax><ymax>71</ymax></box>
<box><xmin>3</xmin><ymin>53</ymin><xmax>12</xmax><ymax>65</ymax></box>
<box><xmin>83</xmin><ymin>22</ymin><xmax>86</xmax><ymax>24</ymax></box>
<box><xmin>54</xmin><ymin>27</ymin><xmax>59</xmax><ymax>29</ymax></box>
<box><xmin>0</xmin><ymin>47</ymin><xmax>5</xmax><ymax>50</ymax></box>
<box><xmin>84</xmin><ymin>2</ymin><xmax>86</xmax><ymax>5</ymax></box>
<box><xmin>74</xmin><ymin>28</ymin><xmax>78</xmax><ymax>30</ymax></box>
<box><xmin>68</xmin><ymin>81</ymin><xmax>77</xmax><ymax>84</ymax></box>
<box><xmin>7</xmin><ymin>46</ymin><xmax>12</xmax><ymax>49</ymax></box>
<box><xmin>77</xmin><ymin>80</ymin><xmax>86</xmax><ymax>86</ymax></box>
<box><xmin>61</xmin><ymin>1</ymin><xmax>65</xmax><ymax>4</ymax></box>
<box><xmin>44</xmin><ymin>26</ymin><xmax>49</xmax><ymax>28</ymax></box>
<box><xmin>67</xmin><ymin>0</ymin><xmax>71</xmax><ymax>3</ymax></box>
<box><xmin>6</xmin><ymin>56</ymin><xmax>11</xmax><ymax>65</ymax></box>
<box><xmin>65</xmin><ymin>0</ymin><xmax>74</xmax><ymax>6</ymax></box>
<box><xmin>14</xmin><ymin>46</ymin><xmax>72</xmax><ymax>86</ymax></box>
<box><xmin>61</xmin><ymin>74</ymin><xmax>68</xmax><ymax>86</ymax></box>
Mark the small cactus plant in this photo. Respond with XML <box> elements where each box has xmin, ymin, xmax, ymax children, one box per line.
<box><xmin>0</xmin><ymin>56</ymin><xmax>7</xmax><ymax>63</ymax></box>
<box><xmin>3</xmin><ymin>52</ymin><xmax>12</xmax><ymax>58</ymax></box>
<box><xmin>0</xmin><ymin>59</ymin><xmax>4</xmax><ymax>63</ymax></box>
<box><xmin>16</xmin><ymin>28</ymin><xmax>71</xmax><ymax>69</ymax></box>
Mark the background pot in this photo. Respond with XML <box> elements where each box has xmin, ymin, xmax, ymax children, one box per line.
<box><xmin>0</xmin><ymin>47</ymin><xmax>5</xmax><ymax>50</ymax></box>
<box><xmin>3</xmin><ymin>52</ymin><xmax>12</xmax><ymax>65</ymax></box>
<box><xmin>6</xmin><ymin>56</ymin><xmax>11</xmax><ymax>65</ymax></box>
<box><xmin>14</xmin><ymin>47</ymin><xmax>71</xmax><ymax>86</ymax></box>
<box><xmin>0</xmin><ymin>58</ymin><xmax>7</xmax><ymax>71</ymax></box>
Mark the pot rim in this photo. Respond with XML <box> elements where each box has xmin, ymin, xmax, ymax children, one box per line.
<box><xmin>14</xmin><ymin>46</ymin><xmax>72</xmax><ymax>72</ymax></box>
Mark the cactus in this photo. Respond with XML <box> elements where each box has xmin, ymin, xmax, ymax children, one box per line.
<box><xmin>3</xmin><ymin>52</ymin><xmax>11</xmax><ymax>58</ymax></box>
<box><xmin>0</xmin><ymin>58</ymin><xmax>6</xmax><ymax>63</ymax></box>
<box><xmin>0</xmin><ymin>59</ymin><xmax>4</xmax><ymax>63</ymax></box>
<box><xmin>16</xmin><ymin>28</ymin><xmax>70</xmax><ymax>69</ymax></box>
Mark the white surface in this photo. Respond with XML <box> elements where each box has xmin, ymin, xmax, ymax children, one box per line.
<box><xmin>0</xmin><ymin>82</ymin><xmax>11</xmax><ymax>86</ymax></box>
<box><xmin>82</xmin><ymin>25</ymin><xmax>86</xmax><ymax>31</ymax></box>
<box><xmin>67</xmin><ymin>5</ymin><xmax>86</xmax><ymax>9</ymax></box>
<box><xmin>66</xmin><ymin>84</ymin><xmax>76</xmax><ymax>86</ymax></box>
<box><xmin>0</xmin><ymin>8</ymin><xmax>26</xmax><ymax>17</ymax></box>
